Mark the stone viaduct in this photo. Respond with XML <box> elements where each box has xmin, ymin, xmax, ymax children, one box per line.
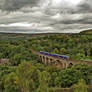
<box><xmin>31</xmin><ymin>49</ymin><xmax>92</xmax><ymax>68</ymax></box>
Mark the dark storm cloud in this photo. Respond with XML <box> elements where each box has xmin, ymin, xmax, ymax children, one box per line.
<box><xmin>77</xmin><ymin>0</ymin><xmax>92</xmax><ymax>13</ymax></box>
<box><xmin>0</xmin><ymin>0</ymin><xmax>40</xmax><ymax>11</ymax></box>
<box><xmin>0</xmin><ymin>0</ymin><xmax>92</xmax><ymax>33</ymax></box>
<box><xmin>0</xmin><ymin>0</ymin><xmax>91</xmax><ymax>14</ymax></box>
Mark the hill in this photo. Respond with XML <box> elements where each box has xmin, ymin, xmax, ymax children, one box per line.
<box><xmin>80</xmin><ymin>29</ymin><xmax>92</xmax><ymax>35</ymax></box>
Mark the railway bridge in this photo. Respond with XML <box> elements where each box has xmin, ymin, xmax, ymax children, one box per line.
<box><xmin>31</xmin><ymin>50</ymin><xmax>92</xmax><ymax>68</ymax></box>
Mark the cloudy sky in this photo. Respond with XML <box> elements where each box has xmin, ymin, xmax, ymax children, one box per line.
<box><xmin>0</xmin><ymin>0</ymin><xmax>92</xmax><ymax>33</ymax></box>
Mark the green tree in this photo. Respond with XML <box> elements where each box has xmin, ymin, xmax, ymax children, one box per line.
<box><xmin>90</xmin><ymin>48</ymin><xmax>92</xmax><ymax>56</ymax></box>
<box><xmin>72</xmin><ymin>63</ymin><xmax>92</xmax><ymax>84</ymax></box>
<box><xmin>4</xmin><ymin>72</ymin><xmax>19</xmax><ymax>92</ymax></box>
<box><xmin>67</xmin><ymin>39</ymin><xmax>75</xmax><ymax>48</ymax></box>
<box><xmin>37</xmin><ymin>71</ymin><xmax>50</xmax><ymax>92</ymax></box>
<box><xmin>52</xmin><ymin>48</ymin><xmax>59</xmax><ymax>54</ymax></box>
<box><xmin>60</xmin><ymin>48</ymin><xmax>67</xmax><ymax>54</ymax></box>
<box><xmin>16</xmin><ymin>62</ymin><xmax>37</xmax><ymax>92</ymax></box>
<box><xmin>46</xmin><ymin>66</ymin><xmax>59</xmax><ymax>87</ymax></box>
<box><xmin>72</xmin><ymin>79</ymin><xmax>88</xmax><ymax>92</ymax></box>
<box><xmin>76</xmin><ymin>53</ymin><xmax>85</xmax><ymax>59</ymax></box>
<box><xmin>56</xmin><ymin>68</ymin><xmax>81</xmax><ymax>87</ymax></box>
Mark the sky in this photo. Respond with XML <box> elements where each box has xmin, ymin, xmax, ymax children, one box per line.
<box><xmin>0</xmin><ymin>0</ymin><xmax>92</xmax><ymax>33</ymax></box>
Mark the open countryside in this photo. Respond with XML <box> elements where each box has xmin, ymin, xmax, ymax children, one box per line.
<box><xmin>0</xmin><ymin>30</ymin><xmax>92</xmax><ymax>92</ymax></box>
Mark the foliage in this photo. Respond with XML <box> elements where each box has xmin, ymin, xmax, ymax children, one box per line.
<box><xmin>0</xmin><ymin>34</ymin><xmax>92</xmax><ymax>62</ymax></box>
<box><xmin>72</xmin><ymin>79</ymin><xmax>88</xmax><ymax>92</ymax></box>
<box><xmin>56</xmin><ymin>68</ymin><xmax>81</xmax><ymax>87</ymax></box>
<box><xmin>0</xmin><ymin>34</ymin><xmax>92</xmax><ymax>91</ymax></box>
<box><xmin>37</xmin><ymin>71</ymin><xmax>50</xmax><ymax>92</ymax></box>
<box><xmin>4</xmin><ymin>72</ymin><xmax>19</xmax><ymax>92</ymax></box>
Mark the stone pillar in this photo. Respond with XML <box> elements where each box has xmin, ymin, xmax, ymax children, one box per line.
<box><xmin>48</xmin><ymin>58</ymin><xmax>51</xmax><ymax>64</ymax></box>
<box><xmin>46</xmin><ymin>57</ymin><xmax>49</xmax><ymax>65</ymax></box>
<box><xmin>62</xmin><ymin>61</ymin><xmax>66</xmax><ymax>68</ymax></box>
<box><xmin>54</xmin><ymin>60</ymin><xmax>57</xmax><ymax>65</ymax></box>
<box><xmin>65</xmin><ymin>61</ymin><xmax>69</xmax><ymax>69</ymax></box>
<box><xmin>59</xmin><ymin>61</ymin><xmax>63</xmax><ymax>68</ymax></box>
<box><xmin>55</xmin><ymin>60</ymin><xmax>59</xmax><ymax>65</ymax></box>
<box><xmin>44</xmin><ymin>56</ymin><xmax>47</xmax><ymax>65</ymax></box>
<box><xmin>41</xmin><ymin>56</ymin><xmax>44</xmax><ymax>63</ymax></box>
<box><xmin>42</xmin><ymin>56</ymin><xmax>45</xmax><ymax>64</ymax></box>
<box><xmin>52</xmin><ymin>59</ymin><xmax>56</xmax><ymax>64</ymax></box>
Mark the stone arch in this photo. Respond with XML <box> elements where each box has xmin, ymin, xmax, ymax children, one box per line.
<box><xmin>56</xmin><ymin>60</ymin><xmax>60</xmax><ymax>63</ymax></box>
<box><xmin>50</xmin><ymin>59</ymin><xmax>54</xmax><ymax>64</ymax></box>
<box><xmin>68</xmin><ymin>62</ymin><xmax>74</xmax><ymax>67</ymax></box>
<box><xmin>43</xmin><ymin>56</ymin><xmax>45</xmax><ymax>59</ymax></box>
<box><xmin>56</xmin><ymin>60</ymin><xmax>60</xmax><ymax>64</ymax></box>
<box><xmin>46</xmin><ymin>57</ymin><xmax>48</xmax><ymax>61</ymax></box>
<box><xmin>56</xmin><ymin>60</ymin><xmax>63</xmax><ymax>68</ymax></box>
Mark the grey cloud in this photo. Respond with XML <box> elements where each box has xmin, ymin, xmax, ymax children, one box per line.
<box><xmin>0</xmin><ymin>0</ymin><xmax>92</xmax><ymax>33</ymax></box>
<box><xmin>0</xmin><ymin>0</ymin><xmax>40</xmax><ymax>11</ymax></box>
<box><xmin>77</xmin><ymin>0</ymin><xmax>92</xmax><ymax>13</ymax></box>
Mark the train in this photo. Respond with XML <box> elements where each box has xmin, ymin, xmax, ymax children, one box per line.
<box><xmin>40</xmin><ymin>51</ymin><xmax>69</xmax><ymax>60</ymax></box>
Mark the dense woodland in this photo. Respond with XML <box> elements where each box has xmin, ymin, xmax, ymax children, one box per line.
<box><xmin>0</xmin><ymin>32</ymin><xmax>92</xmax><ymax>92</ymax></box>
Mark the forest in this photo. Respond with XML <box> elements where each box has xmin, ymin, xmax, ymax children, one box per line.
<box><xmin>0</xmin><ymin>33</ymin><xmax>92</xmax><ymax>92</ymax></box>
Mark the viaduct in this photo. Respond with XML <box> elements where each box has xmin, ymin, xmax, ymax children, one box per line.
<box><xmin>31</xmin><ymin>50</ymin><xmax>92</xmax><ymax>68</ymax></box>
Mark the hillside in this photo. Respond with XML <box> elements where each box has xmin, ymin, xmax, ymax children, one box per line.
<box><xmin>80</xmin><ymin>29</ymin><xmax>92</xmax><ymax>34</ymax></box>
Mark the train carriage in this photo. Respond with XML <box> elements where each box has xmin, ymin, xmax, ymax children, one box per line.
<box><xmin>40</xmin><ymin>51</ymin><xmax>69</xmax><ymax>60</ymax></box>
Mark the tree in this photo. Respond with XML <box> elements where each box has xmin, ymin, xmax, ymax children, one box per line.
<box><xmin>0</xmin><ymin>64</ymin><xmax>17</xmax><ymax>92</ymax></box>
<box><xmin>16</xmin><ymin>62</ymin><xmax>37</xmax><ymax>92</ymax></box>
<box><xmin>60</xmin><ymin>48</ymin><xmax>67</xmax><ymax>54</ymax></box>
<box><xmin>72</xmin><ymin>79</ymin><xmax>88</xmax><ymax>92</ymax></box>
<box><xmin>37</xmin><ymin>71</ymin><xmax>50</xmax><ymax>92</ymax></box>
<box><xmin>67</xmin><ymin>39</ymin><xmax>75</xmax><ymax>48</ymax></box>
<box><xmin>90</xmin><ymin>48</ymin><xmax>92</xmax><ymax>56</ymax></box>
<box><xmin>84</xmin><ymin>50</ymin><xmax>88</xmax><ymax>56</ymax></box>
<box><xmin>56</xmin><ymin>68</ymin><xmax>82</xmax><ymax>87</ymax></box>
<box><xmin>76</xmin><ymin>53</ymin><xmax>85</xmax><ymax>59</ymax></box>
<box><xmin>4</xmin><ymin>72</ymin><xmax>19</xmax><ymax>92</ymax></box>
<box><xmin>46</xmin><ymin>66</ymin><xmax>60</xmax><ymax>87</ymax></box>
<box><xmin>10</xmin><ymin>54</ymin><xmax>22</xmax><ymax>65</ymax></box>
<box><xmin>0</xmin><ymin>53</ymin><xmax>3</xmax><ymax>59</ymax></box>
<box><xmin>81</xmin><ymin>35</ymin><xmax>88</xmax><ymax>43</ymax></box>
<box><xmin>72</xmin><ymin>63</ymin><xmax>92</xmax><ymax>84</ymax></box>
<box><xmin>52</xmin><ymin>48</ymin><xmax>59</xmax><ymax>54</ymax></box>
